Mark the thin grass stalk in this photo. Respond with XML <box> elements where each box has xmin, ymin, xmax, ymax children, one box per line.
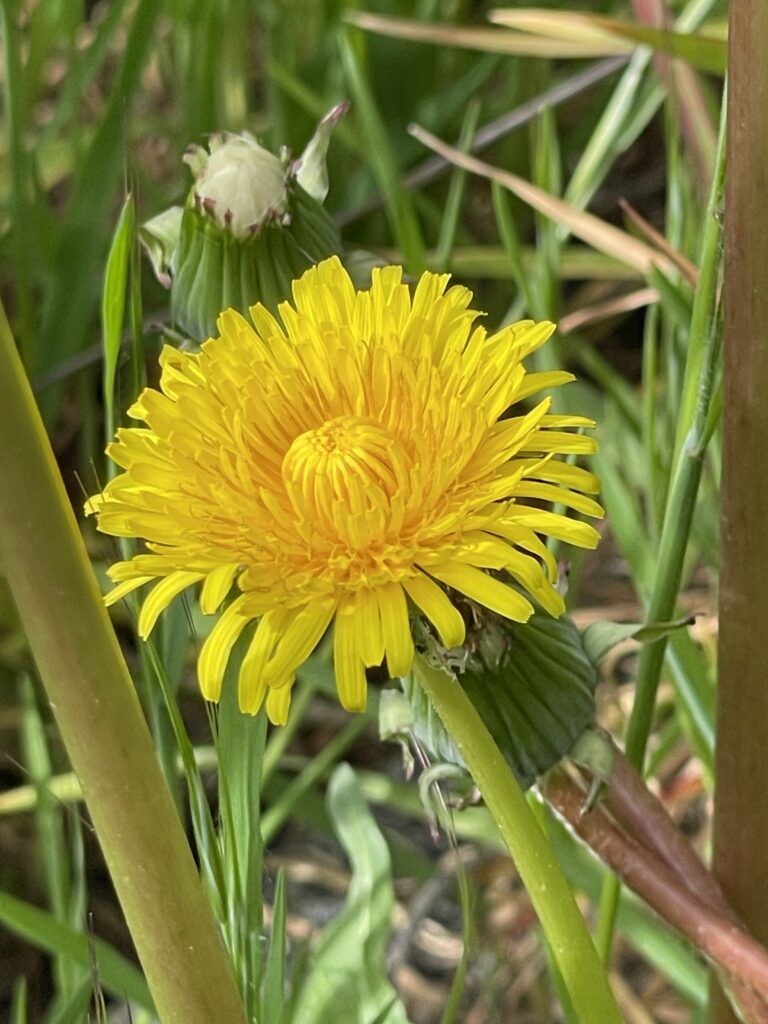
<box><xmin>413</xmin><ymin>655</ymin><xmax>623</xmax><ymax>1024</ymax></box>
<box><xmin>711</xmin><ymin>3</ymin><xmax>768</xmax><ymax>1020</ymax></box>
<box><xmin>0</xmin><ymin>0</ymin><xmax>35</xmax><ymax>369</ymax></box>
<box><xmin>595</xmin><ymin>92</ymin><xmax>725</xmax><ymax>960</ymax></box>
<box><xmin>0</xmin><ymin>304</ymin><xmax>247</xmax><ymax>1024</ymax></box>
<box><xmin>624</xmin><ymin>98</ymin><xmax>725</xmax><ymax>769</ymax></box>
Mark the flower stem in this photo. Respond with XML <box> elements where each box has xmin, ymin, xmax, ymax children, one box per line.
<box><xmin>0</xmin><ymin>304</ymin><xmax>247</xmax><ymax>1024</ymax></box>
<box><xmin>413</xmin><ymin>655</ymin><xmax>623</xmax><ymax>1024</ymax></box>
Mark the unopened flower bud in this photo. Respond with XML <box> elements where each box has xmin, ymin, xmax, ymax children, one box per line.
<box><xmin>141</xmin><ymin>105</ymin><xmax>348</xmax><ymax>342</ymax></box>
<box><xmin>185</xmin><ymin>133</ymin><xmax>288</xmax><ymax>237</ymax></box>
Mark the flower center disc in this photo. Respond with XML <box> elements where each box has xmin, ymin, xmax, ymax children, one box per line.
<box><xmin>282</xmin><ymin>414</ymin><xmax>411</xmax><ymax>546</ymax></box>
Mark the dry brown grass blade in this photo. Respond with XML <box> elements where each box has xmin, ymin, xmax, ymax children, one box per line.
<box><xmin>619</xmin><ymin>199</ymin><xmax>699</xmax><ymax>285</ymax></box>
<box><xmin>344</xmin><ymin>10</ymin><xmax>629</xmax><ymax>58</ymax></box>
<box><xmin>408</xmin><ymin>123</ymin><xmax>675</xmax><ymax>277</ymax></box>
<box><xmin>489</xmin><ymin>7</ymin><xmax>633</xmax><ymax>48</ymax></box>
<box><xmin>559</xmin><ymin>287</ymin><xmax>660</xmax><ymax>333</ymax></box>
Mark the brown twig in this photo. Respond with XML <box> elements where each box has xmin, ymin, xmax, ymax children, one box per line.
<box><xmin>543</xmin><ymin>768</ymin><xmax>768</xmax><ymax>1020</ymax></box>
<box><xmin>605</xmin><ymin>746</ymin><xmax>730</xmax><ymax>918</ymax></box>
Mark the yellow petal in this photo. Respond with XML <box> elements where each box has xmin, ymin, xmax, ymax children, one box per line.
<box><xmin>262</xmin><ymin>598</ymin><xmax>335</xmax><ymax>685</ymax></box>
<box><xmin>513</xmin><ymin>370</ymin><xmax>575</xmax><ymax>402</ymax></box>
<box><xmin>403</xmin><ymin>573</ymin><xmax>466</xmax><ymax>649</ymax></box>
<box><xmin>512</xmin><ymin>481</ymin><xmax>604</xmax><ymax>518</ymax></box>
<box><xmin>429</xmin><ymin>562</ymin><xmax>534</xmax><ymax>623</ymax></box>
<box><xmin>199</xmin><ymin>563</ymin><xmax>241</xmax><ymax>614</ymax></box>
<box><xmin>353</xmin><ymin>589</ymin><xmax>385</xmax><ymax>667</ymax></box>
<box><xmin>377</xmin><ymin>583</ymin><xmax>414</xmax><ymax>678</ymax></box>
<box><xmin>503</xmin><ymin>547</ymin><xmax>565</xmax><ymax>618</ymax></box>
<box><xmin>503</xmin><ymin>508</ymin><xmax>601</xmax><ymax>549</ymax></box>
<box><xmin>333</xmin><ymin>603</ymin><xmax>368</xmax><ymax>712</ymax></box>
<box><xmin>520</xmin><ymin>430</ymin><xmax>597</xmax><ymax>455</ymax></box>
<box><xmin>515</xmin><ymin>457</ymin><xmax>601</xmax><ymax>494</ymax></box>
<box><xmin>238</xmin><ymin>607</ymin><xmax>290</xmax><ymax>713</ymax></box>
<box><xmin>104</xmin><ymin>575</ymin><xmax>153</xmax><ymax>607</ymax></box>
<box><xmin>138</xmin><ymin>571</ymin><xmax>203</xmax><ymax>639</ymax></box>
<box><xmin>266</xmin><ymin>682</ymin><xmax>294</xmax><ymax>725</ymax></box>
<box><xmin>197</xmin><ymin>594</ymin><xmax>252</xmax><ymax>702</ymax></box>
<box><xmin>489</xmin><ymin>520</ymin><xmax>558</xmax><ymax>582</ymax></box>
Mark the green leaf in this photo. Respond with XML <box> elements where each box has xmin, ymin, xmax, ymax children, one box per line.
<box><xmin>261</xmin><ymin>868</ymin><xmax>287</xmax><ymax>1024</ymax></box>
<box><xmin>338</xmin><ymin>28</ymin><xmax>426</xmax><ymax>277</ymax></box>
<box><xmin>11</xmin><ymin>976</ymin><xmax>27</xmax><ymax>1024</ymax></box>
<box><xmin>101</xmin><ymin>193</ymin><xmax>135</xmax><ymax>438</ymax></box>
<box><xmin>406</xmin><ymin>609</ymin><xmax>599</xmax><ymax>789</ymax></box>
<box><xmin>140</xmin><ymin>205</ymin><xmax>183</xmax><ymax>288</ymax></box>
<box><xmin>293</xmin><ymin>765</ymin><xmax>412</xmax><ymax>1024</ymax></box>
<box><xmin>582</xmin><ymin>615</ymin><xmax>695</xmax><ymax>666</ymax></box>
<box><xmin>592</xmin><ymin>18</ymin><xmax>727</xmax><ymax>75</ymax></box>
<box><xmin>216</xmin><ymin>649</ymin><xmax>268</xmax><ymax>1018</ymax></box>
<box><xmin>0</xmin><ymin>889</ymin><xmax>153</xmax><ymax>1010</ymax></box>
<box><xmin>44</xmin><ymin>975</ymin><xmax>93</xmax><ymax>1024</ymax></box>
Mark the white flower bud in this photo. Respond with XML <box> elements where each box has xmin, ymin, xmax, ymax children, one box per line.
<box><xmin>185</xmin><ymin>133</ymin><xmax>288</xmax><ymax>238</ymax></box>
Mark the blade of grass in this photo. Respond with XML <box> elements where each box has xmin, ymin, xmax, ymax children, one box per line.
<box><xmin>338</xmin><ymin>28</ymin><xmax>426</xmax><ymax>276</ymax></box>
<box><xmin>432</xmin><ymin>98</ymin><xmax>481</xmax><ymax>271</ymax></box>
<box><xmin>44</xmin><ymin>975</ymin><xmax>94</xmax><ymax>1024</ymax></box>
<box><xmin>0</xmin><ymin>0</ymin><xmax>36</xmax><ymax>368</ymax></box>
<box><xmin>596</xmin><ymin>89</ymin><xmax>725</xmax><ymax>964</ymax></box>
<box><xmin>624</xmin><ymin>95</ymin><xmax>725</xmax><ymax>769</ymax></box>
<box><xmin>292</xmin><ymin>764</ymin><xmax>410</xmax><ymax>1024</ymax></box>
<box><xmin>36</xmin><ymin>0</ymin><xmax>163</xmax><ymax>426</ymax></box>
<box><xmin>261</xmin><ymin>714</ymin><xmax>371</xmax><ymax>845</ymax></box>
<box><xmin>336</xmin><ymin>57</ymin><xmax>629</xmax><ymax>228</ymax></box>
<box><xmin>409</xmin><ymin>123</ymin><xmax>675</xmax><ymax>277</ymax></box>
<box><xmin>0</xmin><ymin>889</ymin><xmax>152</xmax><ymax>1009</ymax></box>
<box><xmin>345</xmin><ymin>11</ymin><xmax>630</xmax><ymax>58</ymax></box>
<box><xmin>18</xmin><ymin>676</ymin><xmax>78</xmax><ymax>1000</ymax></box>
<box><xmin>216</xmin><ymin>648</ymin><xmax>268</xmax><ymax>1018</ymax></box>
<box><xmin>101</xmin><ymin>193</ymin><xmax>135</xmax><ymax>443</ymax></box>
<box><xmin>11</xmin><ymin>976</ymin><xmax>28</xmax><ymax>1024</ymax></box>
<box><xmin>262</xmin><ymin>868</ymin><xmax>288</xmax><ymax>1024</ymax></box>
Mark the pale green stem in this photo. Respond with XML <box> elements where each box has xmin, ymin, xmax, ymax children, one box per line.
<box><xmin>413</xmin><ymin>655</ymin><xmax>623</xmax><ymax>1024</ymax></box>
<box><xmin>0</xmin><ymin>303</ymin><xmax>247</xmax><ymax>1024</ymax></box>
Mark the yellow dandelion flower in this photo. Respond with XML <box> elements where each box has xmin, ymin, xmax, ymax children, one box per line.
<box><xmin>87</xmin><ymin>256</ymin><xmax>603</xmax><ymax>724</ymax></box>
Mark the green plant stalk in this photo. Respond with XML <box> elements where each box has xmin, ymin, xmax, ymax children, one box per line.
<box><xmin>0</xmin><ymin>0</ymin><xmax>35</xmax><ymax>370</ymax></box>
<box><xmin>0</xmin><ymin>303</ymin><xmax>247</xmax><ymax>1024</ymax></box>
<box><xmin>594</xmin><ymin>90</ymin><xmax>726</xmax><ymax>961</ymax></box>
<box><xmin>413</xmin><ymin>655</ymin><xmax>623</xmax><ymax>1024</ymax></box>
<box><xmin>711</xmin><ymin>5</ymin><xmax>768</xmax><ymax>1021</ymax></box>
<box><xmin>625</xmin><ymin>91</ymin><xmax>726</xmax><ymax>769</ymax></box>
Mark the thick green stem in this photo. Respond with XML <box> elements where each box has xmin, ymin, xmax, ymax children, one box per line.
<box><xmin>0</xmin><ymin>305</ymin><xmax>247</xmax><ymax>1024</ymax></box>
<box><xmin>712</xmin><ymin>6</ymin><xmax>768</xmax><ymax>1021</ymax></box>
<box><xmin>413</xmin><ymin>655</ymin><xmax>622</xmax><ymax>1024</ymax></box>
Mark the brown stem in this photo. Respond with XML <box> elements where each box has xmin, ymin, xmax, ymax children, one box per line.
<box><xmin>544</xmin><ymin>769</ymin><xmax>768</xmax><ymax>1013</ymax></box>
<box><xmin>605</xmin><ymin>747</ymin><xmax>733</xmax><ymax>921</ymax></box>
<box><xmin>714</xmin><ymin>1</ymin><xmax>768</xmax><ymax>1023</ymax></box>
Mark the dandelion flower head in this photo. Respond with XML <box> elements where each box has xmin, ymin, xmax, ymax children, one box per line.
<box><xmin>88</xmin><ymin>257</ymin><xmax>603</xmax><ymax>724</ymax></box>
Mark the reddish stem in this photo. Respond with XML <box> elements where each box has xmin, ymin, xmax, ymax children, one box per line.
<box><xmin>544</xmin><ymin>768</ymin><xmax>768</xmax><ymax>1018</ymax></box>
<box><xmin>605</xmin><ymin>746</ymin><xmax>732</xmax><ymax>920</ymax></box>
